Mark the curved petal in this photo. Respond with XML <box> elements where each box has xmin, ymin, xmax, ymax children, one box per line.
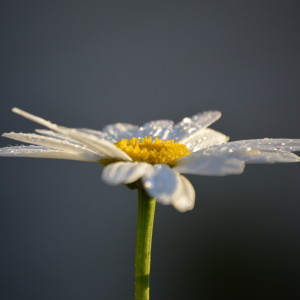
<box><xmin>138</xmin><ymin>120</ymin><xmax>174</xmax><ymax>139</ymax></box>
<box><xmin>12</xmin><ymin>107</ymin><xmax>63</xmax><ymax>132</ymax></box>
<box><xmin>102</xmin><ymin>162</ymin><xmax>152</xmax><ymax>185</ymax></box>
<box><xmin>212</xmin><ymin>139</ymin><xmax>300</xmax><ymax>153</ymax></box>
<box><xmin>35</xmin><ymin>129</ymin><xmax>87</xmax><ymax>146</ymax></box>
<box><xmin>170</xmin><ymin>111</ymin><xmax>222</xmax><ymax>142</ymax></box>
<box><xmin>102</xmin><ymin>123</ymin><xmax>139</xmax><ymax>142</ymax></box>
<box><xmin>2</xmin><ymin>132</ymin><xmax>99</xmax><ymax>156</ymax></box>
<box><xmin>142</xmin><ymin>164</ymin><xmax>181</xmax><ymax>205</ymax></box>
<box><xmin>0</xmin><ymin>146</ymin><xmax>99</xmax><ymax>162</ymax></box>
<box><xmin>172</xmin><ymin>175</ymin><xmax>195</xmax><ymax>212</ymax></box>
<box><xmin>179</xmin><ymin>138</ymin><xmax>300</xmax><ymax>166</ymax></box>
<box><xmin>174</xmin><ymin>157</ymin><xmax>245</xmax><ymax>176</ymax></box>
<box><xmin>12</xmin><ymin>108</ymin><xmax>131</xmax><ymax>161</ymax></box>
<box><xmin>183</xmin><ymin>128</ymin><xmax>229</xmax><ymax>152</ymax></box>
<box><xmin>233</xmin><ymin>150</ymin><xmax>300</xmax><ymax>163</ymax></box>
<box><xmin>77</xmin><ymin>128</ymin><xmax>111</xmax><ymax>141</ymax></box>
<box><xmin>60</xmin><ymin>129</ymin><xmax>132</xmax><ymax>161</ymax></box>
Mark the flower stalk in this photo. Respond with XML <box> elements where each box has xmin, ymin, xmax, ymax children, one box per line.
<box><xmin>135</xmin><ymin>188</ymin><xmax>156</xmax><ymax>300</ymax></box>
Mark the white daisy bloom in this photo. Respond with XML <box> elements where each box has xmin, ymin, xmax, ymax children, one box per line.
<box><xmin>1</xmin><ymin>108</ymin><xmax>300</xmax><ymax>212</ymax></box>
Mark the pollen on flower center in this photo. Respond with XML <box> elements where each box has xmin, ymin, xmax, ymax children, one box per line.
<box><xmin>114</xmin><ymin>137</ymin><xmax>190</xmax><ymax>165</ymax></box>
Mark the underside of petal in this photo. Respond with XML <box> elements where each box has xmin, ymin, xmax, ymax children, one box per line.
<box><xmin>225</xmin><ymin>139</ymin><xmax>300</xmax><ymax>153</ymax></box>
<box><xmin>11</xmin><ymin>108</ymin><xmax>131</xmax><ymax>161</ymax></box>
<box><xmin>60</xmin><ymin>129</ymin><xmax>132</xmax><ymax>161</ymax></box>
<box><xmin>102</xmin><ymin>123</ymin><xmax>139</xmax><ymax>142</ymax></box>
<box><xmin>235</xmin><ymin>150</ymin><xmax>300</xmax><ymax>163</ymax></box>
<box><xmin>35</xmin><ymin>129</ymin><xmax>85</xmax><ymax>145</ymax></box>
<box><xmin>138</xmin><ymin>120</ymin><xmax>174</xmax><ymax>140</ymax></box>
<box><xmin>102</xmin><ymin>162</ymin><xmax>151</xmax><ymax>185</ymax></box>
<box><xmin>174</xmin><ymin>156</ymin><xmax>245</xmax><ymax>176</ymax></box>
<box><xmin>171</xmin><ymin>111</ymin><xmax>222</xmax><ymax>143</ymax></box>
<box><xmin>2</xmin><ymin>132</ymin><xmax>99</xmax><ymax>157</ymax></box>
<box><xmin>0</xmin><ymin>146</ymin><xmax>99</xmax><ymax>162</ymax></box>
<box><xmin>172</xmin><ymin>175</ymin><xmax>195</xmax><ymax>212</ymax></box>
<box><xmin>142</xmin><ymin>164</ymin><xmax>180</xmax><ymax>205</ymax></box>
<box><xmin>183</xmin><ymin>128</ymin><xmax>229</xmax><ymax>152</ymax></box>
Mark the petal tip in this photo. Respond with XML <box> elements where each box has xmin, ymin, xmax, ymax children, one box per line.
<box><xmin>12</xmin><ymin>107</ymin><xmax>23</xmax><ymax>114</ymax></box>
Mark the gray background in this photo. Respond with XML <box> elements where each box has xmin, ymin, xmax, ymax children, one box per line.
<box><xmin>0</xmin><ymin>1</ymin><xmax>300</xmax><ymax>299</ymax></box>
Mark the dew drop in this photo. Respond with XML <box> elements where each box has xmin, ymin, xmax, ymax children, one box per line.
<box><xmin>144</xmin><ymin>181</ymin><xmax>152</xmax><ymax>189</ymax></box>
<box><xmin>182</xmin><ymin>118</ymin><xmax>191</xmax><ymax>125</ymax></box>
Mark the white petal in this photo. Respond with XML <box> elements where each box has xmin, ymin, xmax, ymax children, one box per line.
<box><xmin>180</xmin><ymin>139</ymin><xmax>300</xmax><ymax>165</ymax></box>
<box><xmin>191</xmin><ymin>139</ymin><xmax>300</xmax><ymax>156</ymax></box>
<box><xmin>102</xmin><ymin>162</ymin><xmax>151</xmax><ymax>185</ymax></box>
<box><xmin>174</xmin><ymin>157</ymin><xmax>245</xmax><ymax>176</ymax></box>
<box><xmin>243</xmin><ymin>138</ymin><xmax>300</xmax><ymax>152</ymax></box>
<box><xmin>235</xmin><ymin>150</ymin><xmax>300</xmax><ymax>163</ymax></box>
<box><xmin>12</xmin><ymin>107</ymin><xmax>67</xmax><ymax>132</ymax></box>
<box><xmin>171</xmin><ymin>111</ymin><xmax>221</xmax><ymax>142</ymax></box>
<box><xmin>172</xmin><ymin>175</ymin><xmax>195</xmax><ymax>212</ymax></box>
<box><xmin>184</xmin><ymin>128</ymin><xmax>229</xmax><ymax>152</ymax></box>
<box><xmin>2</xmin><ymin>132</ymin><xmax>100</xmax><ymax>157</ymax></box>
<box><xmin>142</xmin><ymin>164</ymin><xmax>180</xmax><ymax>205</ymax></box>
<box><xmin>138</xmin><ymin>120</ymin><xmax>174</xmax><ymax>139</ymax></box>
<box><xmin>77</xmin><ymin>128</ymin><xmax>112</xmax><ymax>141</ymax></box>
<box><xmin>12</xmin><ymin>108</ymin><xmax>131</xmax><ymax>161</ymax></box>
<box><xmin>59</xmin><ymin>129</ymin><xmax>132</xmax><ymax>161</ymax></box>
<box><xmin>35</xmin><ymin>129</ymin><xmax>85</xmax><ymax>146</ymax></box>
<box><xmin>223</xmin><ymin>139</ymin><xmax>300</xmax><ymax>153</ymax></box>
<box><xmin>0</xmin><ymin>146</ymin><xmax>99</xmax><ymax>162</ymax></box>
<box><xmin>102</xmin><ymin>123</ymin><xmax>139</xmax><ymax>142</ymax></box>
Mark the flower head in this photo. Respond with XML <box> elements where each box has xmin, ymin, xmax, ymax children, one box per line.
<box><xmin>1</xmin><ymin>108</ymin><xmax>300</xmax><ymax>212</ymax></box>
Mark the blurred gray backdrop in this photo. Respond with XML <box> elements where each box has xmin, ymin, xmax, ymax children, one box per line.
<box><xmin>1</xmin><ymin>1</ymin><xmax>300</xmax><ymax>299</ymax></box>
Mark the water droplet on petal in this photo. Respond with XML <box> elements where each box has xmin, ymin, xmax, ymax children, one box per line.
<box><xmin>182</xmin><ymin>118</ymin><xmax>191</xmax><ymax>125</ymax></box>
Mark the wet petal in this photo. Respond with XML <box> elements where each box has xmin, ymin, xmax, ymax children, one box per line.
<box><xmin>180</xmin><ymin>139</ymin><xmax>300</xmax><ymax>165</ymax></box>
<box><xmin>102</xmin><ymin>123</ymin><xmax>139</xmax><ymax>142</ymax></box>
<box><xmin>2</xmin><ymin>132</ymin><xmax>98</xmax><ymax>156</ymax></box>
<box><xmin>77</xmin><ymin>128</ymin><xmax>112</xmax><ymax>141</ymax></box>
<box><xmin>35</xmin><ymin>129</ymin><xmax>86</xmax><ymax>146</ymax></box>
<box><xmin>0</xmin><ymin>146</ymin><xmax>99</xmax><ymax>162</ymax></box>
<box><xmin>138</xmin><ymin>120</ymin><xmax>174</xmax><ymax>140</ymax></box>
<box><xmin>102</xmin><ymin>162</ymin><xmax>151</xmax><ymax>185</ymax></box>
<box><xmin>12</xmin><ymin>108</ymin><xmax>131</xmax><ymax>161</ymax></box>
<box><xmin>174</xmin><ymin>157</ymin><xmax>245</xmax><ymax>176</ymax></box>
<box><xmin>142</xmin><ymin>164</ymin><xmax>180</xmax><ymax>205</ymax></box>
<box><xmin>12</xmin><ymin>107</ymin><xmax>67</xmax><ymax>133</ymax></box>
<box><xmin>60</xmin><ymin>129</ymin><xmax>132</xmax><ymax>161</ymax></box>
<box><xmin>234</xmin><ymin>150</ymin><xmax>300</xmax><ymax>163</ymax></box>
<box><xmin>172</xmin><ymin>175</ymin><xmax>195</xmax><ymax>212</ymax></box>
<box><xmin>219</xmin><ymin>139</ymin><xmax>300</xmax><ymax>153</ymax></box>
<box><xmin>184</xmin><ymin>128</ymin><xmax>229</xmax><ymax>152</ymax></box>
<box><xmin>171</xmin><ymin>111</ymin><xmax>221</xmax><ymax>142</ymax></box>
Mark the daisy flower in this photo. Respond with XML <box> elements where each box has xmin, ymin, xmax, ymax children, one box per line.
<box><xmin>1</xmin><ymin>107</ymin><xmax>300</xmax><ymax>300</ymax></box>
<box><xmin>1</xmin><ymin>108</ymin><xmax>300</xmax><ymax>213</ymax></box>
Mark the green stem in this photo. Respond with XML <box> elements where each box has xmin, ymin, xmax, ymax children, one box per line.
<box><xmin>135</xmin><ymin>188</ymin><xmax>156</xmax><ymax>300</ymax></box>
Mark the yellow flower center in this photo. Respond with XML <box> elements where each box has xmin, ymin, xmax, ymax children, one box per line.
<box><xmin>114</xmin><ymin>137</ymin><xmax>190</xmax><ymax>165</ymax></box>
